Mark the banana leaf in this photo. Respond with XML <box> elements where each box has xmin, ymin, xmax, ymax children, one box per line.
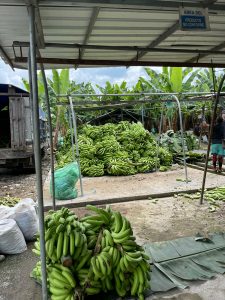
<box><xmin>144</xmin><ymin>232</ymin><xmax>225</xmax><ymax>292</ymax></box>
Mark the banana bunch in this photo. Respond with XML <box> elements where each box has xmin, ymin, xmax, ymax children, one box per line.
<box><xmin>31</xmin><ymin>205</ymin><xmax>151</xmax><ymax>300</ymax></box>
<box><xmin>107</xmin><ymin>158</ymin><xmax>136</xmax><ymax>176</ymax></box>
<box><xmin>79</xmin><ymin>144</ymin><xmax>96</xmax><ymax>159</ymax></box>
<box><xmin>32</xmin><ymin>239</ymin><xmax>41</xmax><ymax>256</ymax></box>
<box><xmin>57</xmin><ymin>121</ymin><xmax>173</xmax><ymax>176</ymax></box>
<box><xmin>30</xmin><ymin>261</ymin><xmax>42</xmax><ymax>283</ymax></box>
<box><xmin>158</xmin><ymin>147</ymin><xmax>173</xmax><ymax>166</ymax></box>
<box><xmin>48</xmin><ymin>264</ymin><xmax>76</xmax><ymax>300</ymax></box>
<box><xmin>44</xmin><ymin>208</ymin><xmax>89</xmax><ymax>263</ymax></box>
<box><xmin>82</xmin><ymin>164</ymin><xmax>104</xmax><ymax>177</ymax></box>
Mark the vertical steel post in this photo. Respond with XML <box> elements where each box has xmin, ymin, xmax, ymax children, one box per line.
<box><xmin>39</xmin><ymin>61</ymin><xmax>56</xmax><ymax>210</ymax></box>
<box><xmin>28</xmin><ymin>5</ymin><xmax>48</xmax><ymax>299</ymax></box>
<box><xmin>155</xmin><ymin>104</ymin><xmax>164</xmax><ymax>172</ymax></box>
<box><xmin>200</xmin><ymin>74</ymin><xmax>225</xmax><ymax>204</ymax></box>
<box><xmin>172</xmin><ymin>95</ymin><xmax>188</xmax><ymax>183</ymax></box>
<box><xmin>68</xmin><ymin>97</ymin><xmax>84</xmax><ymax>196</ymax></box>
<box><xmin>198</xmin><ymin>105</ymin><xmax>205</xmax><ymax>147</ymax></box>
<box><xmin>141</xmin><ymin>104</ymin><xmax>144</xmax><ymax>125</ymax></box>
<box><xmin>68</xmin><ymin>108</ymin><xmax>76</xmax><ymax>161</ymax></box>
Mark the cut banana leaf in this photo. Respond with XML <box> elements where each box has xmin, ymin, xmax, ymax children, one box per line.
<box><xmin>144</xmin><ymin>232</ymin><xmax>225</xmax><ymax>293</ymax></box>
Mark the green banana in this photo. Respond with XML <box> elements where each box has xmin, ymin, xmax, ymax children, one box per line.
<box><xmin>48</xmin><ymin>234</ymin><xmax>57</xmax><ymax>258</ymax></box>
<box><xmin>62</xmin><ymin>270</ymin><xmax>76</xmax><ymax>288</ymax></box>
<box><xmin>76</xmin><ymin>250</ymin><xmax>92</xmax><ymax>271</ymax></box>
<box><xmin>49</xmin><ymin>286</ymin><xmax>70</xmax><ymax>296</ymax></box>
<box><xmin>48</xmin><ymin>277</ymin><xmax>71</xmax><ymax>289</ymax></box>
<box><xmin>131</xmin><ymin>269</ymin><xmax>139</xmax><ymax>296</ymax></box>
<box><xmin>85</xmin><ymin>287</ymin><xmax>101</xmax><ymax>295</ymax></box>
<box><xmin>137</xmin><ymin>265</ymin><xmax>144</xmax><ymax>285</ymax></box>
<box><xmin>74</xmin><ymin>231</ymin><xmax>81</xmax><ymax>247</ymax></box>
<box><xmin>63</xmin><ymin>232</ymin><xmax>69</xmax><ymax>257</ymax></box>
<box><xmin>56</xmin><ymin>232</ymin><xmax>64</xmax><ymax>260</ymax></box>
<box><xmin>91</xmin><ymin>257</ymin><xmax>102</xmax><ymax>278</ymax></box>
<box><xmin>104</xmin><ymin>229</ymin><xmax>114</xmax><ymax>246</ymax></box>
<box><xmin>69</xmin><ymin>232</ymin><xmax>75</xmax><ymax>256</ymax></box>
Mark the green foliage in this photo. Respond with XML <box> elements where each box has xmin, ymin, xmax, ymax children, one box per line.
<box><xmin>159</xmin><ymin>130</ymin><xmax>199</xmax><ymax>156</ymax></box>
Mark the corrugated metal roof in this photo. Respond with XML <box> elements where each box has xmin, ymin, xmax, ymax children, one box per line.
<box><xmin>1</xmin><ymin>0</ymin><xmax>225</xmax><ymax>69</ymax></box>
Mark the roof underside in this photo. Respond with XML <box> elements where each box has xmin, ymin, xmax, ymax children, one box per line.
<box><xmin>1</xmin><ymin>0</ymin><xmax>225</xmax><ymax>69</ymax></box>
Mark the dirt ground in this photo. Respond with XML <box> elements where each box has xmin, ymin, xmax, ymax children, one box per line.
<box><xmin>1</xmin><ymin>196</ymin><xmax>225</xmax><ymax>300</ymax></box>
<box><xmin>1</xmin><ymin>162</ymin><xmax>225</xmax><ymax>299</ymax></box>
<box><xmin>0</xmin><ymin>156</ymin><xmax>50</xmax><ymax>199</ymax></box>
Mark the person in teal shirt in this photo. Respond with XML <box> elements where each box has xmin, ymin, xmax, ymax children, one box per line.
<box><xmin>211</xmin><ymin>116</ymin><xmax>225</xmax><ymax>172</ymax></box>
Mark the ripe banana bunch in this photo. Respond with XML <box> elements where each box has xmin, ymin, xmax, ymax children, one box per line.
<box><xmin>48</xmin><ymin>264</ymin><xmax>76</xmax><ymax>300</ymax></box>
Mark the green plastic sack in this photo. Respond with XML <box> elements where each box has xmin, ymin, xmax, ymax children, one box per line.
<box><xmin>50</xmin><ymin>162</ymin><xmax>79</xmax><ymax>200</ymax></box>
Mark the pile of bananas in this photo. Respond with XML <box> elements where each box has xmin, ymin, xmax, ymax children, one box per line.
<box><xmin>57</xmin><ymin>121</ymin><xmax>173</xmax><ymax>176</ymax></box>
<box><xmin>0</xmin><ymin>195</ymin><xmax>20</xmax><ymax>207</ymax></box>
<box><xmin>31</xmin><ymin>206</ymin><xmax>151</xmax><ymax>300</ymax></box>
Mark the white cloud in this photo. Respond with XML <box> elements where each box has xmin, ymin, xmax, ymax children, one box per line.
<box><xmin>0</xmin><ymin>59</ymin><xmax>161</xmax><ymax>90</ymax></box>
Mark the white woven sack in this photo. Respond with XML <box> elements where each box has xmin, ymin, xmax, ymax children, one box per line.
<box><xmin>0</xmin><ymin>219</ymin><xmax>27</xmax><ymax>254</ymax></box>
<box><xmin>12</xmin><ymin>201</ymin><xmax>38</xmax><ymax>241</ymax></box>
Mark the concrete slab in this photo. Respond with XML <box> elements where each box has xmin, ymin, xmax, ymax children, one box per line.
<box><xmin>43</xmin><ymin>167</ymin><xmax>225</xmax><ymax>208</ymax></box>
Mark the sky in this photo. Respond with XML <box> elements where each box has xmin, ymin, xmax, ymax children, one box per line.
<box><xmin>0</xmin><ymin>58</ymin><xmax>150</xmax><ymax>91</ymax></box>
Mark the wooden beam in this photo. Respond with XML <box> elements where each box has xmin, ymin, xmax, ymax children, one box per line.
<box><xmin>14</xmin><ymin>56</ymin><xmax>225</xmax><ymax>68</ymax></box>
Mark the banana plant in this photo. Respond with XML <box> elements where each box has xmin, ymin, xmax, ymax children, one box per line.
<box><xmin>136</xmin><ymin>67</ymin><xmax>200</xmax><ymax>131</ymax></box>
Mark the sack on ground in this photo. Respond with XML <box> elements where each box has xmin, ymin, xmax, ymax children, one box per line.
<box><xmin>50</xmin><ymin>162</ymin><xmax>79</xmax><ymax>200</ymax></box>
<box><xmin>12</xmin><ymin>201</ymin><xmax>38</xmax><ymax>241</ymax></box>
<box><xmin>0</xmin><ymin>205</ymin><xmax>14</xmax><ymax>220</ymax></box>
<box><xmin>0</xmin><ymin>219</ymin><xmax>27</xmax><ymax>254</ymax></box>
<box><xmin>0</xmin><ymin>198</ymin><xmax>38</xmax><ymax>242</ymax></box>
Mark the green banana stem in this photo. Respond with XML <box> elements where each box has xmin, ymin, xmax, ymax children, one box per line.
<box><xmin>94</xmin><ymin>229</ymin><xmax>103</xmax><ymax>255</ymax></box>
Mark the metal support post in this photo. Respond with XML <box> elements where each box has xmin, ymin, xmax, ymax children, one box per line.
<box><xmin>200</xmin><ymin>73</ymin><xmax>225</xmax><ymax>204</ymax></box>
<box><xmin>28</xmin><ymin>5</ymin><xmax>48</xmax><ymax>299</ymax></box>
<box><xmin>198</xmin><ymin>105</ymin><xmax>205</xmax><ymax>147</ymax></box>
<box><xmin>141</xmin><ymin>104</ymin><xmax>144</xmax><ymax>125</ymax></box>
<box><xmin>68</xmin><ymin>96</ymin><xmax>84</xmax><ymax>196</ymax></box>
<box><xmin>39</xmin><ymin>61</ymin><xmax>56</xmax><ymax>210</ymax></box>
<box><xmin>155</xmin><ymin>104</ymin><xmax>164</xmax><ymax>172</ymax></box>
<box><xmin>68</xmin><ymin>108</ymin><xmax>76</xmax><ymax>161</ymax></box>
<box><xmin>172</xmin><ymin>95</ymin><xmax>188</xmax><ymax>183</ymax></box>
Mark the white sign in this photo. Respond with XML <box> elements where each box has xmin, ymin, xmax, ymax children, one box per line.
<box><xmin>179</xmin><ymin>7</ymin><xmax>210</xmax><ymax>31</ymax></box>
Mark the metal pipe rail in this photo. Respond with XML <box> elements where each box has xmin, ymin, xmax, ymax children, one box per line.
<box><xmin>55</xmin><ymin>91</ymin><xmax>219</xmax><ymax>97</ymax></box>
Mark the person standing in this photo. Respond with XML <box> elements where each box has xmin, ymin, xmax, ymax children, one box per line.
<box><xmin>211</xmin><ymin>116</ymin><xmax>225</xmax><ymax>172</ymax></box>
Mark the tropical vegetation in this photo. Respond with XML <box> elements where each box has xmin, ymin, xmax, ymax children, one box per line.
<box><xmin>22</xmin><ymin>67</ymin><xmax>224</xmax><ymax>146</ymax></box>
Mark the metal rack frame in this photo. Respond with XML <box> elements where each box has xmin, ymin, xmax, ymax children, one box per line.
<box><xmin>25</xmin><ymin>4</ymin><xmax>224</xmax><ymax>299</ymax></box>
